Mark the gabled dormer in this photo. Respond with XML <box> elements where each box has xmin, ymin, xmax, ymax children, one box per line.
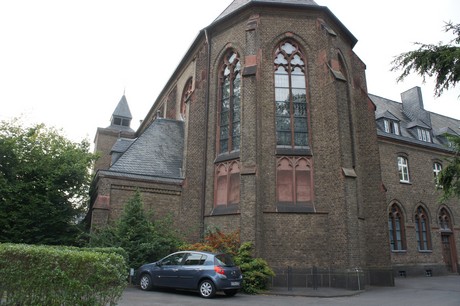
<box><xmin>376</xmin><ymin>110</ymin><xmax>401</xmax><ymax>136</ymax></box>
<box><xmin>406</xmin><ymin>120</ymin><xmax>432</xmax><ymax>143</ymax></box>
<box><xmin>434</xmin><ymin>127</ymin><xmax>459</xmax><ymax>147</ymax></box>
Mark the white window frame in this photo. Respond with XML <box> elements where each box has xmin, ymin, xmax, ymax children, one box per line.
<box><xmin>384</xmin><ymin>119</ymin><xmax>390</xmax><ymax>133</ymax></box>
<box><xmin>398</xmin><ymin>156</ymin><xmax>410</xmax><ymax>183</ymax></box>
<box><xmin>393</xmin><ymin>122</ymin><xmax>400</xmax><ymax>135</ymax></box>
<box><xmin>417</xmin><ymin>128</ymin><xmax>431</xmax><ymax>142</ymax></box>
<box><xmin>433</xmin><ymin>162</ymin><xmax>442</xmax><ymax>186</ymax></box>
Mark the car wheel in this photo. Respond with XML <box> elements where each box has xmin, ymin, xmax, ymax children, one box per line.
<box><xmin>224</xmin><ymin>289</ymin><xmax>238</xmax><ymax>296</ymax></box>
<box><xmin>139</xmin><ymin>274</ymin><xmax>153</xmax><ymax>291</ymax></box>
<box><xmin>198</xmin><ymin>279</ymin><xmax>216</xmax><ymax>298</ymax></box>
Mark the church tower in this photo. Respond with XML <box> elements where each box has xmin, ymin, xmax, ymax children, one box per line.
<box><xmin>93</xmin><ymin>94</ymin><xmax>136</xmax><ymax>172</ymax></box>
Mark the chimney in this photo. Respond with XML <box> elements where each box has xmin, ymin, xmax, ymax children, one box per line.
<box><xmin>401</xmin><ymin>86</ymin><xmax>431</xmax><ymax>127</ymax></box>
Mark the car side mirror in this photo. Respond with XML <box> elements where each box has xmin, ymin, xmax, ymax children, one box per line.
<box><xmin>156</xmin><ymin>261</ymin><xmax>162</xmax><ymax>267</ymax></box>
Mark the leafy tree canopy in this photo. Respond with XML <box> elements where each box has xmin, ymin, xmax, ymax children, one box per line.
<box><xmin>392</xmin><ymin>22</ymin><xmax>460</xmax><ymax>97</ymax></box>
<box><xmin>392</xmin><ymin>22</ymin><xmax>460</xmax><ymax>201</ymax></box>
<box><xmin>0</xmin><ymin>118</ymin><xmax>97</xmax><ymax>245</ymax></box>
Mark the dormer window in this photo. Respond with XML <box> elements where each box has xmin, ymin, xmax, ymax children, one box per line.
<box><xmin>416</xmin><ymin>128</ymin><xmax>431</xmax><ymax>142</ymax></box>
<box><xmin>383</xmin><ymin>119</ymin><xmax>400</xmax><ymax>135</ymax></box>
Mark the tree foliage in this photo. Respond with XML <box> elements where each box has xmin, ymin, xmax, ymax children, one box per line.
<box><xmin>392</xmin><ymin>22</ymin><xmax>460</xmax><ymax>201</ymax></box>
<box><xmin>0</xmin><ymin>119</ymin><xmax>97</xmax><ymax>245</ymax></box>
<box><xmin>392</xmin><ymin>22</ymin><xmax>460</xmax><ymax>97</ymax></box>
<box><xmin>88</xmin><ymin>190</ymin><xmax>184</xmax><ymax>269</ymax></box>
<box><xmin>438</xmin><ymin>135</ymin><xmax>460</xmax><ymax>201</ymax></box>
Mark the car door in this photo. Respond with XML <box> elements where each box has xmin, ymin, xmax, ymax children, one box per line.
<box><xmin>154</xmin><ymin>252</ymin><xmax>186</xmax><ymax>288</ymax></box>
<box><xmin>178</xmin><ymin>253</ymin><xmax>207</xmax><ymax>289</ymax></box>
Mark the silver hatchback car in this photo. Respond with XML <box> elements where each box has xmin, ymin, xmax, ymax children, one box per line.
<box><xmin>135</xmin><ymin>251</ymin><xmax>243</xmax><ymax>298</ymax></box>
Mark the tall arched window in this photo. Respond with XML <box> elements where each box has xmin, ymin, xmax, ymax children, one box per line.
<box><xmin>388</xmin><ymin>204</ymin><xmax>406</xmax><ymax>251</ymax></box>
<box><xmin>415</xmin><ymin>206</ymin><xmax>431</xmax><ymax>251</ymax></box>
<box><xmin>218</xmin><ymin>50</ymin><xmax>241</xmax><ymax>154</ymax></box>
<box><xmin>180</xmin><ymin>78</ymin><xmax>193</xmax><ymax>120</ymax></box>
<box><xmin>274</xmin><ymin>40</ymin><xmax>308</xmax><ymax>147</ymax></box>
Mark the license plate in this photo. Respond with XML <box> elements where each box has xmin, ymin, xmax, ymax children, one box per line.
<box><xmin>231</xmin><ymin>281</ymin><xmax>240</xmax><ymax>286</ymax></box>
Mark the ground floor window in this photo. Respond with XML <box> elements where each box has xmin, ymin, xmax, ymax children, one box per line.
<box><xmin>388</xmin><ymin>203</ymin><xmax>406</xmax><ymax>251</ymax></box>
<box><xmin>415</xmin><ymin>206</ymin><xmax>431</xmax><ymax>251</ymax></box>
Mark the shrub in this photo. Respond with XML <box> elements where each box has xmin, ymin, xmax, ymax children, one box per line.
<box><xmin>234</xmin><ymin>242</ymin><xmax>275</xmax><ymax>294</ymax></box>
<box><xmin>0</xmin><ymin>243</ymin><xmax>127</xmax><ymax>305</ymax></box>
<box><xmin>179</xmin><ymin>228</ymin><xmax>240</xmax><ymax>255</ymax></box>
<box><xmin>88</xmin><ymin>190</ymin><xmax>183</xmax><ymax>269</ymax></box>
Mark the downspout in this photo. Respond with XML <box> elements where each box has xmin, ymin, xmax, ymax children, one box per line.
<box><xmin>200</xmin><ymin>28</ymin><xmax>211</xmax><ymax>240</ymax></box>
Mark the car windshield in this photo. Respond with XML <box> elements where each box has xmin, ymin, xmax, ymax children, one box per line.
<box><xmin>214</xmin><ymin>254</ymin><xmax>235</xmax><ymax>267</ymax></box>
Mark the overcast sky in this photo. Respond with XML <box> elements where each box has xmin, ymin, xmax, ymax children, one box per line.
<box><xmin>1</xmin><ymin>0</ymin><xmax>459</xmax><ymax>143</ymax></box>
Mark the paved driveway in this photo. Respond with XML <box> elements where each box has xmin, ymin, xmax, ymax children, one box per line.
<box><xmin>118</xmin><ymin>275</ymin><xmax>460</xmax><ymax>306</ymax></box>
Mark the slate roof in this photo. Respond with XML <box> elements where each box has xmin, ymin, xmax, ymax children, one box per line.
<box><xmin>111</xmin><ymin>138</ymin><xmax>135</xmax><ymax>153</ymax></box>
<box><xmin>215</xmin><ymin>0</ymin><xmax>318</xmax><ymax>23</ymax></box>
<box><xmin>112</xmin><ymin>95</ymin><xmax>132</xmax><ymax>119</ymax></box>
<box><xmin>105</xmin><ymin>94</ymin><xmax>135</xmax><ymax>132</ymax></box>
<box><xmin>370</xmin><ymin>92</ymin><xmax>460</xmax><ymax>151</ymax></box>
<box><xmin>100</xmin><ymin>118</ymin><xmax>184</xmax><ymax>183</ymax></box>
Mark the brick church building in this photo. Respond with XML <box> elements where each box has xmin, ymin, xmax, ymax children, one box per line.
<box><xmin>88</xmin><ymin>0</ymin><xmax>459</xmax><ymax>289</ymax></box>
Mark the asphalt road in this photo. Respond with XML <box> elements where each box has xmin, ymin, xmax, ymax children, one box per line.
<box><xmin>118</xmin><ymin>275</ymin><xmax>460</xmax><ymax>306</ymax></box>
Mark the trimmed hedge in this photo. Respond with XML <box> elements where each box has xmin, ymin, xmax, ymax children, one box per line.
<box><xmin>0</xmin><ymin>243</ymin><xmax>127</xmax><ymax>305</ymax></box>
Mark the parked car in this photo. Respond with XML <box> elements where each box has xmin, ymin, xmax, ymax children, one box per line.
<box><xmin>134</xmin><ymin>251</ymin><xmax>243</xmax><ymax>298</ymax></box>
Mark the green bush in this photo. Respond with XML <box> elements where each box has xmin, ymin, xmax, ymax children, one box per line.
<box><xmin>0</xmin><ymin>243</ymin><xmax>127</xmax><ymax>305</ymax></box>
<box><xmin>234</xmin><ymin>242</ymin><xmax>275</xmax><ymax>294</ymax></box>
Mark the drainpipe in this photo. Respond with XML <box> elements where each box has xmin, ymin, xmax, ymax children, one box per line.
<box><xmin>200</xmin><ymin>27</ymin><xmax>211</xmax><ymax>240</ymax></box>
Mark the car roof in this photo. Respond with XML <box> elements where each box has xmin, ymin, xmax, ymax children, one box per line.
<box><xmin>173</xmin><ymin>250</ymin><xmax>218</xmax><ymax>256</ymax></box>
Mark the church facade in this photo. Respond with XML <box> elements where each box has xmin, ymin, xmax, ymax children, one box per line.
<box><xmin>88</xmin><ymin>0</ymin><xmax>459</xmax><ymax>289</ymax></box>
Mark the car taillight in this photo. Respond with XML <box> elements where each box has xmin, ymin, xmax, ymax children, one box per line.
<box><xmin>214</xmin><ymin>265</ymin><xmax>225</xmax><ymax>275</ymax></box>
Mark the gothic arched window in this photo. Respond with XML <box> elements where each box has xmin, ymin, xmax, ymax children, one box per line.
<box><xmin>415</xmin><ymin>206</ymin><xmax>431</xmax><ymax>251</ymax></box>
<box><xmin>180</xmin><ymin>78</ymin><xmax>193</xmax><ymax>120</ymax></box>
<box><xmin>274</xmin><ymin>40</ymin><xmax>308</xmax><ymax>148</ymax></box>
<box><xmin>388</xmin><ymin>204</ymin><xmax>406</xmax><ymax>251</ymax></box>
<box><xmin>439</xmin><ymin>207</ymin><xmax>452</xmax><ymax>231</ymax></box>
<box><xmin>218</xmin><ymin>50</ymin><xmax>241</xmax><ymax>154</ymax></box>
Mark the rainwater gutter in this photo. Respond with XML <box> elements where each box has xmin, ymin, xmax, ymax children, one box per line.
<box><xmin>200</xmin><ymin>27</ymin><xmax>211</xmax><ymax>240</ymax></box>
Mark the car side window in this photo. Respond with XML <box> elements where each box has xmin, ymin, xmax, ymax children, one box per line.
<box><xmin>183</xmin><ymin>253</ymin><xmax>207</xmax><ymax>266</ymax></box>
<box><xmin>161</xmin><ymin>253</ymin><xmax>185</xmax><ymax>266</ymax></box>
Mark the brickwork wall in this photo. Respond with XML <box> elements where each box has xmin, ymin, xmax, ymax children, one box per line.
<box><xmin>178</xmin><ymin>43</ymin><xmax>211</xmax><ymax>241</ymax></box>
<box><xmin>94</xmin><ymin>176</ymin><xmax>182</xmax><ymax>227</ymax></box>
<box><xmin>379</xmin><ymin>140</ymin><xmax>460</xmax><ymax>275</ymax></box>
<box><xmin>198</xmin><ymin>7</ymin><xmax>392</xmax><ymax>276</ymax></box>
<box><xmin>93</xmin><ymin>128</ymin><xmax>135</xmax><ymax>172</ymax></box>
<box><xmin>90</xmin><ymin>4</ymin><xmax>396</xmax><ymax>284</ymax></box>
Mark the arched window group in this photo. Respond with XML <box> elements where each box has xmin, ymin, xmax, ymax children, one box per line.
<box><xmin>214</xmin><ymin>50</ymin><xmax>241</xmax><ymax>209</ymax></box>
<box><xmin>388</xmin><ymin>204</ymin><xmax>454</xmax><ymax>252</ymax></box>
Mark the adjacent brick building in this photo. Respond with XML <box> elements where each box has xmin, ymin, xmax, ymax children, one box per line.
<box><xmin>88</xmin><ymin>0</ymin><xmax>459</xmax><ymax>289</ymax></box>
